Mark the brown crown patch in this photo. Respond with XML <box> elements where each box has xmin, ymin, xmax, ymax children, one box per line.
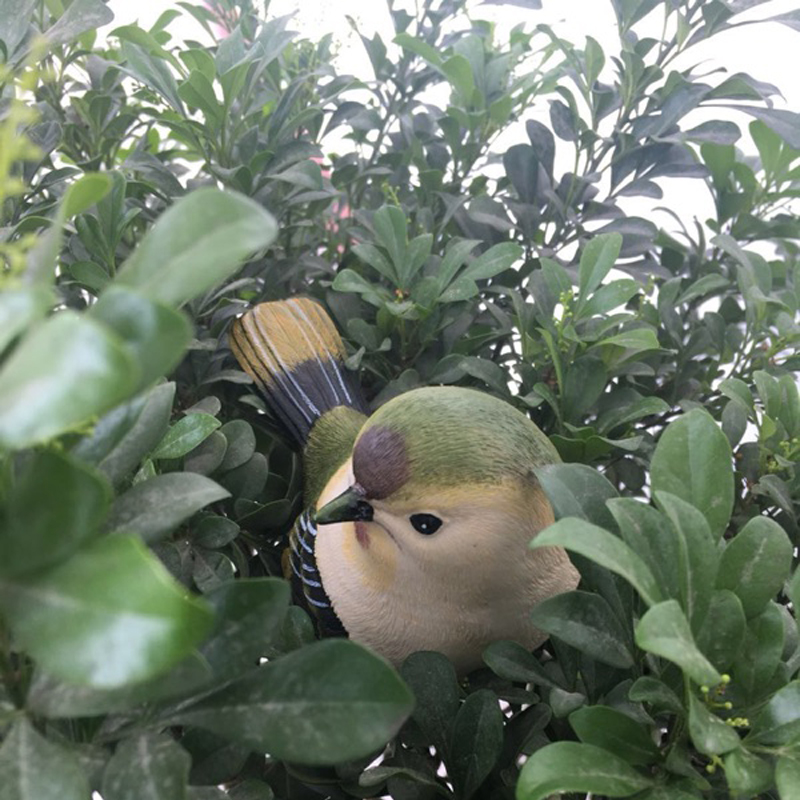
<box><xmin>352</xmin><ymin>425</ymin><xmax>409</xmax><ymax>499</ymax></box>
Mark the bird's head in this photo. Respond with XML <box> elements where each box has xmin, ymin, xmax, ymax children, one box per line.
<box><xmin>314</xmin><ymin>386</ymin><xmax>560</xmax><ymax>568</ymax></box>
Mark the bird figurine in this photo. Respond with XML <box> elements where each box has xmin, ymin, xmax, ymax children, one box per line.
<box><xmin>229</xmin><ymin>297</ymin><xmax>579</xmax><ymax>673</ymax></box>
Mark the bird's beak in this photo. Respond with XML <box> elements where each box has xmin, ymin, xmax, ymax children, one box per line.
<box><xmin>314</xmin><ymin>486</ymin><xmax>374</xmax><ymax>525</ymax></box>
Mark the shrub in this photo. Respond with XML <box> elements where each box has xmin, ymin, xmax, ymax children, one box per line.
<box><xmin>0</xmin><ymin>0</ymin><xmax>798</xmax><ymax>798</ymax></box>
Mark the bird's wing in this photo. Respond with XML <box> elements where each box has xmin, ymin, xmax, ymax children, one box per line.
<box><xmin>287</xmin><ymin>509</ymin><xmax>348</xmax><ymax>638</ymax></box>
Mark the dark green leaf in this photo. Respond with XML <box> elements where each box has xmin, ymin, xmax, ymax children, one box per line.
<box><xmin>401</xmin><ymin>651</ymin><xmax>460</xmax><ymax>755</ymax></box>
<box><xmin>724</xmin><ymin>747</ymin><xmax>773</xmax><ymax>796</ymax></box>
<box><xmin>0</xmin><ymin>718</ymin><xmax>88</xmax><ymax>800</ymax></box>
<box><xmin>185</xmin><ymin>431</ymin><xmax>228</xmax><ymax>476</ymax></box>
<box><xmin>578</xmin><ymin>233</ymin><xmax>622</xmax><ymax>302</ymax></box>
<box><xmin>650</xmin><ymin>409</ymin><xmax>734</xmax><ymax>539</ymax></box>
<box><xmin>716</xmin><ymin>515</ymin><xmax>793</xmax><ymax>617</ymax></box>
<box><xmin>482</xmin><ymin>640</ymin><xmax>558</xmax><ymax>688</ymax></box>
<box><xmin>1</xmin><ymin>450</ymin><xmax>110</xmax><ymax>577</ymax></box>
<box><xmin>516</xmin><ymin>741</ymin><xmax>652</xmax><ymax>800</ymax></box>
<box><xmin>569</xmin><ymin>705</ymin><xmax>659</xmax><ymax>765</ymax></box>
<box><xmin>695</xmin><ymin>590</ymin><xmax>746</xmax><ymax>673</ymax></box>
<box><xmin>168</xmin><ymin>639</ymin><xmax>413</xmax><ymax>765</ymax></box>
<box><xmin>534</xmin><ymin>463</ymin><xmax>618</xmax><ymax>530</ymax></box>
<box><xmin>0</xmin><ymin>535</ymin><xmax>213</xmax><ymax>687</ymax></box>
<box><xmin>74</xmin><ymin>382</ymin><xmax>175</xmax><ymax>489</ymax></box>
<box><xmin>530</xmin><ymin>590</ymin><xmax>634</xmax><ymax>669</ymax></box>
<box><xmin>449</xmin><ymin>690</ymin><xmax>504</xmax><ymax>799</ymax></box>
<box><xmin>751</xmin><ymin>680</ymin><xmax>800</xmax><ymax>744</ymax></box>
<box><xmin>634</xmin><ymin>600</ymin><xmax>721</xmax><ymax>686</ymax></box>
<box><xmin>106</xmin><ymin>473</ymin><xmax>230</xmax><ymax>542</ymax></box>
<box><xmin>102</xmin><ymin>734</ymin><xmax>190</xmax><ymax>800</ymax></box>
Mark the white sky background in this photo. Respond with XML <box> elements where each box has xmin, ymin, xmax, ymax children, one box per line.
<box><xmin>102</xmin><ymin>0</ymin><xmax>800</xmax><ymax>240</ymax></box>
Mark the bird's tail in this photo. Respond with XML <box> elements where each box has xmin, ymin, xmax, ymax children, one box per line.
<box><xmin>229</xmin><ymin>298</ymin><xmax>366</xmax><ymax>444</ymax></box>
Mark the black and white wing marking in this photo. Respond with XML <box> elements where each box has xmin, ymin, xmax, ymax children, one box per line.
<box><xmin>289</xmin><ymin>510</ymin><xmax>347</xmax><ymax>638</ymax></box>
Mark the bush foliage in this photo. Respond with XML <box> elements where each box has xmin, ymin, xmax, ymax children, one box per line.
<box><xmin>1</xmin><ymin>0</ymin><xmax>799</xmax><ymax>798</ymax></box>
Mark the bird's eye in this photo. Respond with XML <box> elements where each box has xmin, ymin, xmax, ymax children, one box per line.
<box><xmin>410</xmin><ymin>513</ymin><xmax>442</xmax><ymax>535</ymax></box>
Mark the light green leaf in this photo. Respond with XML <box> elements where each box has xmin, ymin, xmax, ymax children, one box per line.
<box><xmin>115</xmin><ymin>188</ymin><xmax>277</xmax><ymax>307</ymax></box>
<box><xmin>90</xmin><ymin>286</ymin><xmax>193</xmax><ymax>391</ymax></box>
<box><xmin>750</xmin><ymin>680</ymin><xmax>800</xmax><ymax>745</ymax></box>
<box><xmin>0</xmin><ymin>535</ymin><xmax>213</xmax><ymax>687</ymax></box>
<box><xmin>0</xmin><ymin>718</ymin><xmax>88</xmax><ymax>800</ymax></box>
<box><xmin>516</xmin><ymin>742</ymin><xmax>652</xmax><ymax>800</ymax></box>
<box><xmin>724</xmin><ymin>747</ymin><xmax>773</xmax><ymax>797</ymax></box>
<box><xmin>0</xmin><ymin>312</ymin><xmax>139</xmax><ymax>450</ymax></box>
<box><xmin>45</xmin><ymin>0</ymin><xmax>114</xmax><ymax>46</ymax></box>
<box><xmin>776</xmin><ymin>754</ymin><xmax>800</xmax><ymax>800</ymax></box>
<box><xmin>0</xmin><ymin>287</ymin><xmax>52</xmax><ymax>356</ymax></box>
<box><xmin>635</xmin><ymin>600</ymin><xmax>721</xmax><ymax>686</ymax></box>
<box><xmin>442</xmin><ymin>54</ymin><xmax>475</xmax><ymax>100</ymax></box>
<box><xmin>531</xmin><ymin>518</ymin><xmax>661</xmax><ymax>606</ymax></box>
<box><xmin>460</xmin><ymin>242</ymin><xmax>522</xmax><ymax>282</ymax></box>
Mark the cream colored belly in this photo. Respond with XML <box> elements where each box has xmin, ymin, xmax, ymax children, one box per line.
<box><xmin>313</xmin><ymin>460</ymin><xmax>579</xmax><ymax>673</ymax></box>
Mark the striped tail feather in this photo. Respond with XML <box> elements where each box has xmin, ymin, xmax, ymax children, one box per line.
<box><xmin>230</xmin><ymin>298</ymin><xmax>365</xmax><ymax>443</ymax></box>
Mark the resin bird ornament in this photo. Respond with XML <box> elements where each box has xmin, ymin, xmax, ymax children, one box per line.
<box><xmin>230</xmin><ymin>298</ymin><xmax>579</xmax><ymax>673</ymax></box>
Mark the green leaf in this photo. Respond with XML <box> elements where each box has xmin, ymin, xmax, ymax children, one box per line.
<box><xmin>0</xmin><ymin>718</ymin><xmax>89</xmax><ymax>800</ymax></box>
<box><xmin>90</xmin><ymin>286</ymin><xmax>193</xmax><ymax>390</ymax></box>
<box><xmin>695</xmin><ymin>590</ymin><xmax>746</xmax><ymax>673</ymax></box>
<box><xmin>44</xmin><ymin>0</ymin><xmax>114</xmax><ymax>46</ymax></box>
<box><xmin>102</xmin><ymin>734</ymin><xmax>190</xmax><ymax>800</ymax></box>
<box><xmin>635</xmin><ymin>600</ymin><xmax>721</xmax><ymax>686</ymax></box>
<box><xmin>482</xmin><ymin>640</ymin><xmax>558</xmax><ymax>688</ymax></box>
<box><xmin>442</xmin><ymin>54</ymin><xmax>474</xmax><ymax>100</ymax></box>
<box><xmin>152</xmin><ymin>414</ymin><xmax>221</xmax><ymax>460</ymax></box>
<box><xmin>73</xmin><ymin>382</ymin><xmax>175</xmax><ymax>489</ymax></box>
<box><xmin>185</xmin><ymin>431</ymin><xmax>228</xmax><ymax>476</ymax></box>
<box><xmin>687</xmin><ymin>693</ymin><xmax>740</xmax><ymax>755</ymax></box>
<box><xmin>655</xmin><ymin>492</ymin><xmax>718</xmax><ymax>630</ymax></box>
<box><xmin>106</xmin><ymin>473</ymin><xmax>230</xmax><ymax>542</ymax></box>
<box><xmin>750</xmin><ymin>681</ymin><xmax>800</xmax><ymax>745</ymax></box>
<box><xmin>724</xmin><ymin>748</ymin><xmax>773</xmax><ymax>797</ymax></box>
<box><xmin>373</xmin><ymin>205</ymin><xmax>408</xmax><ymax>284</ymax></box>
<box><xmin>534</xmin><ymin>463</ymin><xmax>618</xmax><ymax>529</ymax></box>
<box><xmin>530</xmin><ymin>590</ymin><xmax>634</xmax><ymax>669</ymax></box>
<box><xmin>218</xmin><ymin>420</ymin><xmax>257</xmax><ymax>472</ymax></box>
<box><xmin>628</xmin><ymin>677</ymin><xmax>683</xmax><ymax>715</ymax></box>
<box><xmin>650</xmin><ymin>408</ymin><xmax>734</xmax><ymax>539</ymax></box>
<box><xmin>115</xmin><ymin>188</ymin><xmax>277</xmax><ymax>307</ymax></box>
<box><xmin>716</xmin><ymin>515</ymin><xmax>793</xmax><ymax>617</ymax></box>
<box><xmin>393</xmin><ymin>32</ymin><xmax>442</xmax><ymax>66</ymax></box>
<box><xmin>401</xmin><ymin>651</ymin><xmax>460</xmax><ymax>755</ymax></box>
<box><xmin>449</xmin><ymin>690</ymin><xmax>504</xmax><ymax>800</ymax></box>
<box><xmin>0</xmin><ymin>312</ymin><xmax>139</xmax><ymax>450</ymax></box>
<box><xmin>569</xmin><ymin>705</ymin><xmax>659</xmax><ymax>765</ymax></box>
<box><xmin>168</xmin><ymin>639</ymin><xmax>413</xmax><ymax>765</ymax></box>
<box><xmin>776</xmin><ymin>754</ymin><xmax>800</xmax><ymax>800</ymax></box>
<box><xmin>460</xmin><ymin>242</ymin><xmax>522</xmax><ymax>282</ymax></box>
<box><xmin>1</xmin><ymin>450</ymin><xmax>110</xmax><ymax>577</ymax></box>
<box><xmin>516</xmin><ymin>741</ymin><xmax>652</xmax><ymax>800</ymax></box>
<box><xmin>578</xmin><ymin>233</ymin><xmax>622</xmax><ymax>302</ymax></box>
<box><xmin>177</xmin><ymin>72</ymin><xmax>223</xmax><ymax>125</ymax></box>
<box><xmin>595</xmin><ymin>328</ymin><xmax>660</xmax><ymax>353</ymax></box>
<box><xmin>0</xmin><ymin>535</ymin><xmax>213</xmax><ymax>687</ymax></box>
<box><xmin>0</xmin><ymin>287</ymin><xmax>51</xmax><ymax>356</ymax></box>
<box><xmin>201</xmin><ymin>578</ymin><xmax>290</xmax><ymax>676</ymax></box>
<box><xmin>352</xmin><ymin>242</ymin><xmax>398</xmax><ymax>284</ymax></box>
<box><xmin>531</xmin><ymin>518</ymin><xmax>661</xmax><ymax>606</ymax></box>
